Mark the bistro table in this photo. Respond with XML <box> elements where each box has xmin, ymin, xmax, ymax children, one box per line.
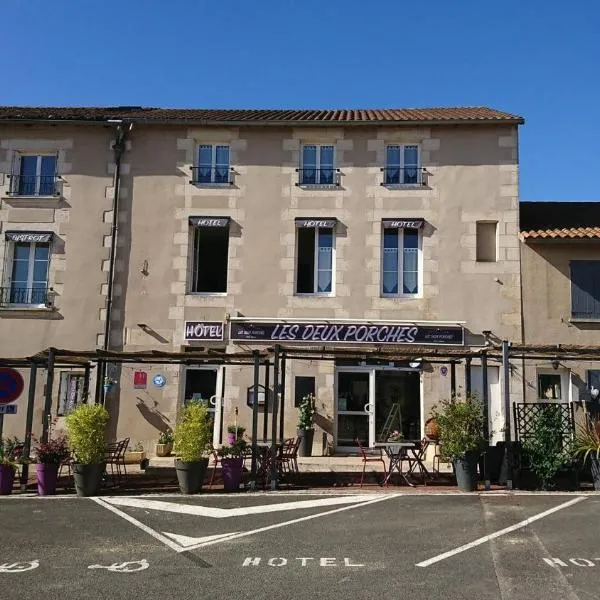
<box><xmin>374</xmin><ymin>441</ymin><xmax>420</xmax><ymax>487</ymax></box>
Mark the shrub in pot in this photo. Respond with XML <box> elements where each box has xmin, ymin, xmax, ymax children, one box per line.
<box><xmin>226</xmin><ymin>425</ymin><xmax>246</xmax><ymax>445</ymax></box>
<box><xmin>431</xmin><ymin>394</ymin><xmax>485</xmax><ymax>492</ymax></box>
<box><xmin>574</xmin><ymin>419</ymin><xmax>600</xmax><ymax>490</ymax></box>
<box><xmin>155</xmin><ymin>430</ymin><xmax>174</xmax><ymax>457</ymax></box>
<box><xmin>0</xmin><ymin>437</ymin><xmax>22</xmax><ymax>496</ymax></box>
<box><xmin>65</xmin><ymin>404</ymin><xmax>110</xmax><ymax>497</ymax></box>
<box><xmin>217</xmin><ymin>439</ymin><xmax>247</xmax><ymax>492</ymax></box>
<box><xmin>34</xmin><ymin>436</ymin><xmax>70</xmax><ymax>496</ymax></box>
<box><xmin>173</xmin><ymin>401</ymin><xmax>212</xmax><ymax>494</ymax></box>
<box><xmin>521</xmin><ymin>404</ymin><xmax>574</xmax><ymax>490</ymax></box>
<box><xmin>297</xmin><ymin>394</ymin><xmax>316</xmax><ymax>457</ymax></box>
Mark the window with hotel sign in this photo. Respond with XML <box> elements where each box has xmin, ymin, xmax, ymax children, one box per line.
<box><xmin>295</xmin><ymin>219</ymin><xmax>335</xmax><ymax>295</ymax></box>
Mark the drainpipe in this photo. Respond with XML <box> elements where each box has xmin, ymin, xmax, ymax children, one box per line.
<box><xmin>101</xmin><ymin>121</ymin><xmax>132</xmax><ymax>397</ymax></box>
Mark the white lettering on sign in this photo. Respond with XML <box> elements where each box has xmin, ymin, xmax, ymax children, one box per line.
<box><xmin>185</xmin><ymin>321</ymin><xmax>224</xmax><ymax>341</ymax></box>
<box><xmin>301</xmin><ymin>220</ymin><xmax>331</xmax><ymax>228</ymax></box>
<box><xmin>195</xmin><ymin>219</ymin><xmax>227</xmax><ymax>227</ymax></box>
<box><xmin>242</xmin><ymin>557</ymin><xmax>365</xmax><ymax>568</ymax></box>
<box><xmin>88</xmin><ymin>559</ymin><xmax>149</xmax><ymax>573</ymax></box>
<box><xmin>0</xmin><ymin>560</ymin><xmax>40</xmax><ymax>573</ymax></box>
<box><xmin>387</xmin><ymin>220</ymin><xmax>423</xmax><ymax>229</ymax></box>
<box><xmin>8</xmin><ymin>234</ymin><xmax>50</xmax><ymax>243</ymax></box>
<box><xmin>543</xmin><ymin>557</ymin><xmax>600</xmax><ymax>567</ymax></box>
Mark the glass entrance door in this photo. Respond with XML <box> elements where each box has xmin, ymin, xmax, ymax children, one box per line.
<box><xmin>335</xmin><ymin>370</ymin><xmax>373</xmax><ymax>450</ymax></box>
<box><xmin>374</xmin><ymin>370</ymin><xmax>421</xmax><ymax>443</ymax></box>
<box><xmin>183</xmin><ymin>366</ymin><xmax>224</xmax><ymax>446</ymax></box>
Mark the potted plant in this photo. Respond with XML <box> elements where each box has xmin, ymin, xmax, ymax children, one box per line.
<box><xmin>521</xmin><ymin>405</ymin><xmax>574</xmax><ymax>490</ymax></box>
<box><xmin>424</xmin><ymin>417</ymin><xmax>441</xmax><ymax>441</ymax></box>
<box><xmin>103</xmin><ymin>376</ymin><xmax>115</xmax><ymax>394</ymax></box>
<box><xmin>217</xmin><ymin>439</ymin><xmax>247</xmax><ymax>492</ymax></box>
<box><xmin>155</xmin><ymin>430</ymin><xmax>174</xmax><ymax>457</ymax></box>
<box><xmin>573</xmin><ymin>419</ymin><xmax>600</xmax><ymax>490</ymax></box>
<box><xmin>124</xmin><ymin>442</ymin><xmax>146</xmax><ymax>465</ymax></box>
<box><xmin>173</xmin><ymin>401</ymin><xmax>212</xmax><ymax>494</ymax></box>
<box><xmin>65</xmin><ymin>404</ymin><xmax>110</xmax><ymax>497</ymax></box>
<box><xmin>387</xmin><ymin>430</ymin><xmax>404</xmax><ymax>442</ymax></box>
<box><xmin>33</xmin><ymin>436</ymin><xmax>70</xmax><ymax>496</ymax></box>
<box><xmin>226</xmin><ymin>425</ymin><xmax>246</xmax><ymax>445</ymax></box>
<box><xmin>0</xmin><ymin>437</ymin><xmax>21</xmax><ymax>496</ymax></box>
<box><xmin>431</xmin><ymin>394</ymin><xmax>485</xmax><ymax>492</ymax></box>
<box><xmin>297</xmin><ymin>394</ymin><xmax>316</xmax><ymax>457</ymax></box>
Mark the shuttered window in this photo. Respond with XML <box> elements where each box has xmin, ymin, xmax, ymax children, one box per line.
<box><xmin>571</xmin><ymin>260</ymin><xmax>600</xmax><ymax>319</ymax></box>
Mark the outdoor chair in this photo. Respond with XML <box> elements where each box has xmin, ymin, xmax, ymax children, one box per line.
<box><xmin>432</xmin><ymin>442</ymin><xmax>451</xmax><ymax>476</ymax></box>
<box><xmin>208</xmin><ymin>449</ymin><xmax>220</xmax><ymax>488</ymax></box>
<box><xmin>357</xmin><ymin>439</ymin><xmax>387</xmax><ymax>488</ymax></box>
<box><xmin>104</xmin><ymin>438</ymin><xmax>129</xmax><ymax>487</ymax></box>
<box><xmin>407</xmin><ymin>438</ymin><xmax>432</xmax><ymax>482</ymax></box>
<box><xmin>279</xmin><ymin>437</ymin><xmax>301</xmax><ymax>475</ymax></box>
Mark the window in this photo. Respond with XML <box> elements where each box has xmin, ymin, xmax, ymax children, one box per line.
<box><xmin>195</xmin><ymin>145</ymin><xmax>230</xmax><ymax>184</ymax></box>
<box><xmin>300</xmin><ymin>145</ymin><xmax>335</xmax><ymax>185</ymax></box>
<box><xmin>382</xmin><ymin>227</ymin><xmax>420</xmax><ymax>296</ymax></box>
<box><xmin>190</xmin><ymin>224</ymin><xmax>229</xmax><ymax>293</ymax></box>
<box><xmin>12</xmin><ymin>154</ymin><xmax>57</xmax><ymax>196</ymax></box>
<box><xmin>538</xmin><ymin>373</ymin><xmax>562</xmax><ymax>400</ymax></box>
<box><xmin>58</xmin><ymin>373</ymin><xmax>86</xmax><ymax>415</ymax></box>
<box><xmin>294</xmin><ymin>376</ymin><xmax>316</xmax><ymax>408</ymax></box>
<box><xmin>587</xmin><ymin>370</ymin><xmax>600</xmax><ymax>399</ymax></box>
<box><xmin>2</xmin><ymin>241</ymin><xmax>50</xmax><ymax>306</ymax></box>
<box><xmin>571</xmin><ymin>260</ymin><xmax>600</xmax><ymax>319</ymax></box>
<box><xmin>296</xmin><ymin>226</ymin><xmax>334</xmax><ymax>294</ymax></box>
<box><xmin>476</xmin><ymin>222</ymin><xmax>498</xmax><ymax>262</ymax></box>
<box><xmin>384</xmin><ymin>145</ymin><xmax>420</xmax><ymax>185</ymax></box>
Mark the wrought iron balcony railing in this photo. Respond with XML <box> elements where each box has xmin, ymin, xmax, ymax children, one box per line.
<box><xmin>295</xmin><ymin>167</ymin><xmax>341</xmax><ymax>187</ymax></box>
<box><xmin>6</xmin><ymin>174</ymin><xmax>60</xmax><ymax>196</ymax></box>
<box><xmin>190</xmin><ymin>166</ymin><xmax>234</xmax><ymax>185</ymax></box>
<box><xmin>380</xmin><ymin>167</ymin><xmax>427</xmax><ymax>186</ymax></box>
<box><xmin>0</xmin><ymin>286</ymin><xmax>49</xmax><ymax>307</ymax></box>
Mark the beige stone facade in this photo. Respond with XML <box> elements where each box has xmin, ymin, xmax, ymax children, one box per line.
<box><xmin>0</xmin><ymin>109</ymin><xmax>524</xmax><ymax>454</ymax></box>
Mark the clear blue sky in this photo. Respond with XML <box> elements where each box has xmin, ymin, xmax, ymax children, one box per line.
<box><xmin>4</xmin><ymin>0</ymin><xmax>599</xmax><ymax>201</ymax></box>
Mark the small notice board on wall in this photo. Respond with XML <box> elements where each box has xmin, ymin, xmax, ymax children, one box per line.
<box><xmin>247</xmin><ymin>384</ymin><xmax>267</xmax><ymax>407</ymax></box>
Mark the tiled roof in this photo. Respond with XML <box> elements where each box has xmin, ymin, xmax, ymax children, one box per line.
<box><xmin>520</xmin><ymin>202</ymin><xmax>600</xmax><ymax>240</ymax></box>
<box><xmin>0</xmin><ymin>105</ymin><xmax>524</xmax><ymax>125</ymax></box>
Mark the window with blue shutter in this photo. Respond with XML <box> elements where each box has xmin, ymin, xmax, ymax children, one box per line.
<box><xmin>570</xmin><ymin>260</ymin><xmax>600</xmax><ymax>319</ymax></box>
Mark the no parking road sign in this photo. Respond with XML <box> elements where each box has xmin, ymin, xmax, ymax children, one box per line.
<box><xmin>0</xmin><ymin>367</ymin><xmax>24</xmax><ymax>405</ymax></box>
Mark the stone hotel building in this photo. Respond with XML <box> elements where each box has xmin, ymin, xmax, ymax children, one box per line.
<box><xmin>0</xmin><ymin>105</ymin><xmax>524</xmax><ymax>453</ymax></box>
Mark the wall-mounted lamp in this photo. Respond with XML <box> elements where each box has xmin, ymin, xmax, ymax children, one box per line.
<box><xmin>551</xmin><ymin>359</ymin><xmax>560</xmax><ymax>370</ymax></box>
<box><xmin>137</xmin><ymin>323</ymin><xmax>150</xmax><ymax>332</ymax></box>
<box><xmin>409</xmin><ymin>359</ymin><xmax>422</xmax><ymax>369</ymax></box>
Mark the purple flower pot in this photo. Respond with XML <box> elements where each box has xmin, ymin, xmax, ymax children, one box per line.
<box><xmin>36</xmin><ymin>463</ymin><xmax>59</xmax><ymax>496</ymax></box>
<box><xmin>0</xmin><ymin>464</ymin><xmax>15</xmax><ymax>495</ymax></box>
<box><xmin>221</xmin><ymin>457</ymin><xmax>243</xmax><ymax>492</ymax></box>
<box><xmin>227</xmin><ymin>433</ymin><xmax>236</xmax><ymax>445</ymax></box>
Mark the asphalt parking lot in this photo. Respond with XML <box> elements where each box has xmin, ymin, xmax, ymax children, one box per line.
<box><xmin>1</xmin><ymin>492</ymin><xmax>599</xmax><ymax>600</ymax></box>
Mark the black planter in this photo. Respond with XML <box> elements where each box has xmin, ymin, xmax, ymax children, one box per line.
<box><xmin>454</xmin><ymin>453</ymin><xmax>479</xmax><ymax>492</ymax></box>
<box><xmin>175</xmin><ymin>458</ymin><xmax>209</xmax><ymax>494</ymax></box>
<box><xmin>297</xmin><ymin>428</ymin><xmax>314</xmax><ymax>457</ymax></box>
<box><xmin>591</xmin><ymin>457</ymin><xmax>600</xmax><ymax>491</ymax></box>
<box><xmin>72</xmin><ymin>463</ymin><xmax>105</xmax><ymax>497</ymax></box>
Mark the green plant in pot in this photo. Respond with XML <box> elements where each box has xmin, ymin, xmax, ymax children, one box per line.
<box><xmin>173</xmin><ymin>401</ymin><xmax>212</xmax><ymax>494</ymax></box>
<box><xmin>0</xmin><ymin>437</ymin><xmax>22</xmax><ymax>496</ymax></box>
<box><xmin>431</xmin><ymin>394</ymin><xmax>485</xmax><ymax>492</ymax></box>
<box><xmin>573</xmin><ymin>419</ymin><xmax>600</xmax><ymax>490</ymax></box>
<box><xmin>65</xmin><ymin>404</ymin><xmax>110</xmax><ymax>497</ymax></box>
<box><xmin>217</xmin><ymin>438</ymin><xmax>247</xmax><ymax>492</ymax></box>
<box><xmin>156</xmin><ymin>430</ymin><xmax>174</xmax><ymax>457</ymax></box>
<box><xmin>521</xmin><ymin>404</ymin><xmax>574</xmax><ymax>490</ymax></box>
<box><xmin>297</xmin><ymin>394</ymin><xmax>316</xmax><ymax>457</ymax></box>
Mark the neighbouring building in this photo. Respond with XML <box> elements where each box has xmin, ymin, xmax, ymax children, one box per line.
<box><xmin>520</xmin><ymin>201</ymin><xmax>600</xmax><ymax>419</ymax></box>
<box><xmin>0</xmin><ymin>105</ymin><xmax>524</xmax><ymax>454</ymax></box>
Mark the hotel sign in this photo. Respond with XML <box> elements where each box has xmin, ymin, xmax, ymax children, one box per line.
<box><xmin>185</xmin><ymin>321</ymin><xmax>225</xmax><ymax>341</ymax></box>
<box><xmin>5</xmin><ymin>231</ymin><xmax>53</xmax><ymax>243</ymax></box>
<box><xmin>381</xmin><ymin>219</ymin><xmax>425</xmax><ymax>229</ymax></box>
<box><xmin>230</xmin><ymin>321</ymin><xmax>464</xmax><ymax>346</ymax></box>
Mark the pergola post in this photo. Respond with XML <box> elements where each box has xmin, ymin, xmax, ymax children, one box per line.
<box><xmin>481</xmin><ymin>353</ymin><xmax>490</xmax><ymax>490</ymax></box>
<box><xmin>82</xmin><ymin>362</ymin><xmax>91</xmax><ymax>402</ymax></box>
<box><xmin>278</xmin><ymin>351</ymin><xmax>286</xmax><ymax>444</ymax></box>
<box><xmin>465</xmin><ymin>357</ymin><xmax>472</xmax><ymax>396</ymax></box>
<box><xmin>450</xmin><ymin>362</ymin><xmax>457</xmax><ymax>397</ymax></box>
<box><xmin>20</xmin><ymin>361</ymin><xmax>38</xmax><ymax>490</ymax></box>
<box><xmin>502</xmin><ymin>340</ymin><xmax>513</xmax><ymax>490</ymax></box>
<box><xmin>270</xmin><ymin>345</ymin><xmax>281</xmax><ymax>489</ymax></box>
<box><xmin>262</xmin><ymin>360</ymin><xmax>269</xmax><ymax>442</ymax></box>
<box><xmin>250</xmin><ymin>350</ymin><xmax>261</xmax><ymax>482</ymax></box>
<box><xmin>41</xmin><ymin>348</ymin><xmax>56</xmax><ymax>443</ymax></box>
<box><xmin>94</xmin><ymin>360</ymin><xmax>103</xmax><ymax>404</ymax></box>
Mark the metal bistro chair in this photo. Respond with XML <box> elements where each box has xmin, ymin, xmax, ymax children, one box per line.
<box><xmin>279</xmin><ymin>437</ymin><xmax>301</xmax><ymax>476</ymax></box>
<box><xmin>104</xmin><ymin>438</ymin><xmax>130</xmax><ymax>487</ymax></box>
<box><xmin>357</xmin><ymin>439</ymin><xmax>388</xmax><ymax>488</ymax></box>
<box><xmin>208</xmin><ymin>448</ymin><xmax>221</xmax><ymax>488</ymax></box>
<box><xmin>407</xmin><ymin>438</ymin><xmax>432</xmax><ymax>482</ymax></box>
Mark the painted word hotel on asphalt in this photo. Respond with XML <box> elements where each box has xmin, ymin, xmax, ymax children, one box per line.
<box><xmin>242</xmin><ymin>557</ymin><xmax>365</xmax><ymax>567</ymax></box>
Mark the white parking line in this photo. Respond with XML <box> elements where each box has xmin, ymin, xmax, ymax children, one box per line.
<box><xmin>416</xmin><ymin>496</ymin><xmax>587</xmax><ymax>568</ymax></box>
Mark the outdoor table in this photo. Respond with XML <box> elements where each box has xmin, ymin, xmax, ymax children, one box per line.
<box><xmin>374</xmin><ymin>441</ymin><xmax>419</xmax><ymax>487</ymax></box>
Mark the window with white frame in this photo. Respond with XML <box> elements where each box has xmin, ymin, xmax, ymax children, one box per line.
<box><xmin>384</xmin><ymin>145</ymin><xmax>420</xmax><ymax>185</ymax></box>
<box><xmin>381</xmin><ymin>227</ymin><xmax>420</xmax><ymax>296</ymax></box>
<box><xmin>300</xmin><ymin>145</ymin><xmax>335</xmax><ymax>185</ymax></box>
<box><xmin>57</xmin><ymin>372</ymin><xmax>87</xmax><ymax>415</ymax></box>
<box><xmin>2</xmin><ymin>237</ymin><xmax>50</xmax><ymax>306</ymax></box>
<box><xmin>195</xmin><ymin>144</ymin><xmax>230</xmax><ymax>184</ymax></box>
<box><xmin>296</xmin><ymin>225</ymin><xmax>335</xmax><ymax>294</ymax></box>
<box><xmin>11</xmin><ymin>153</ymin><xmax>58</xmax><ymax>196</ymax></box>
